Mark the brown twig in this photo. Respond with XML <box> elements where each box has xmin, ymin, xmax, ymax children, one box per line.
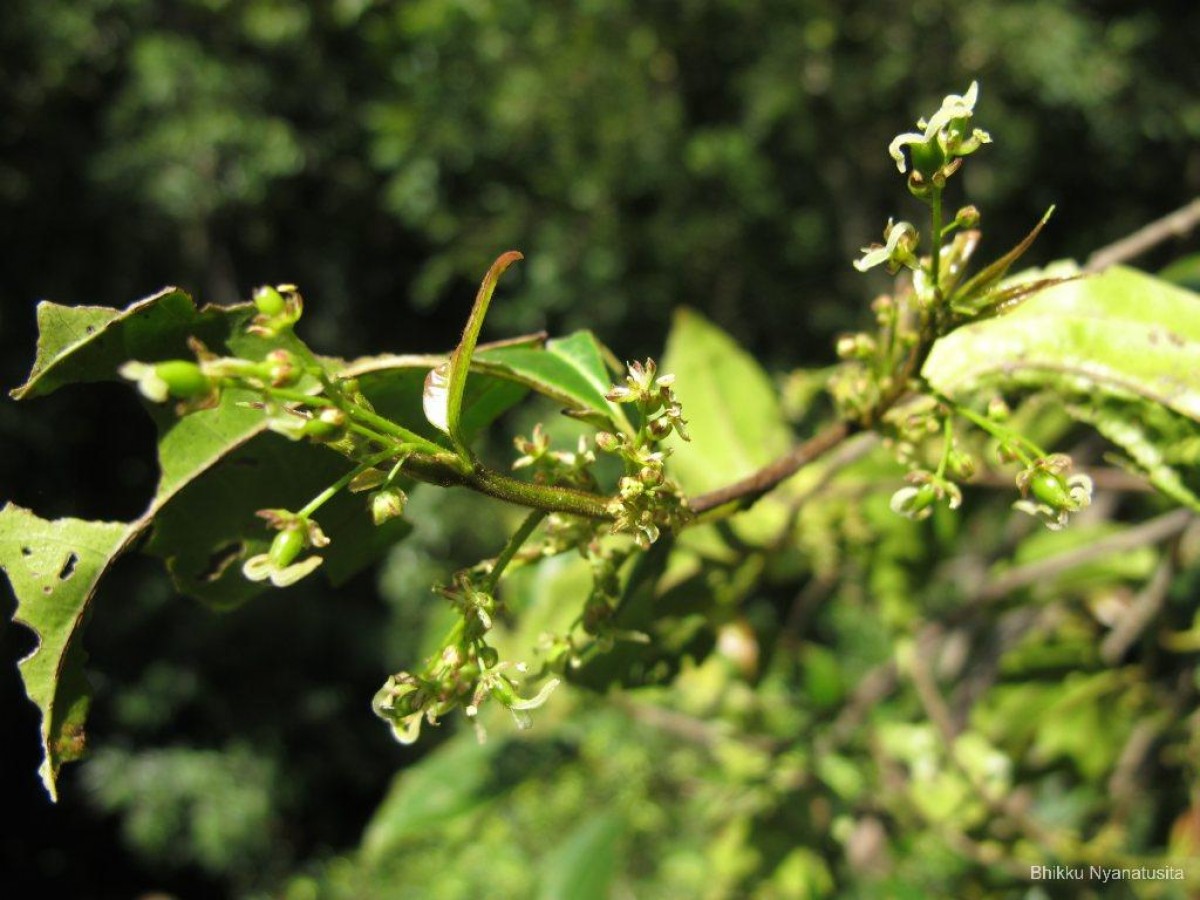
<box><xmin>1100</xmin><ymin>553</ymin><xmax>1176</xmax><ymax>664</ymax></box>
<box><xmin>976</xmin><ymin>508</ymin><xmax>1194</xmax><ymax>604</ymax></box>
<box><xmin>1085</xmin><ymin>197</ymin><xmax>1200</xmax><ymax>273</ymax></box>
<box><xmin>690</xmin><ymin>420</ymin><xmax>855</xmax><ymax>514</ymax></box>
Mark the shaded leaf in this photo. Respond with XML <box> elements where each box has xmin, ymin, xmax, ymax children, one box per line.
<box><xmin>361</xmin><ymin>735</ymin><xmax>501</xmax><ymax>865</ymax></box>
<box><xmin>537</xmin><ymin>810</ymin><xmax>623</xmax><ymax>900</ymax></box>
<box><xmin>1066</xmin><ymin>399</ymin><xmax>1200</xmax><ymax>513</ymax></box>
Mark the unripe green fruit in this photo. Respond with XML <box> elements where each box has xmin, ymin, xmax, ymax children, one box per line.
<box><xmin>254</xmin><ymin>286</ymin><xmax>286</xmax><ymax>317</ymax></box>
<box><xmin>907</xmin><ymin>139</ymin><xmax>946</xmax><ymax>179</ymax></box>
<box><xmin>269</xmin><ymin>528</ymin><xmax>305</xmax><ymax>568</ymax></box>
<box><xmin>1029</xmin><ymin>470</ymin><xmax>1070</xmax><ymax>508</ymax></box>
<box><xmin>155</xmin><ymin>361</ymin><xmax>210</xmax><ymax>399</ymax></box>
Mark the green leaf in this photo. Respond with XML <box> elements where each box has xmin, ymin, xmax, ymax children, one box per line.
<box><xmin>477</xmin><ymin>330</ymin><xmax>630</xmax><ymax>432</ymax></box>
<box><xmin>1159</xmin><ymin>252</ymin><xmax>1200</xmax><ymax>292</ymax></box>
<box><xmin>361</xmin><ymin>734</ymin><xmax>502</xmax><ymax>865</ymax></box>
<box><xmin>0</xmin><ymin>505</ymin><xmax>132</xmax><ymax>800</ymax></box>
<box><xmin>925</xmin><ymin>266</ymin><xmax>1200</xmax><ymax>421</ymax></box>
<box><xmin>142</xmin><ymin>426</ymin><xmax>413</xmax><ymax>607</ymax></box>
<box><xmin>661</xmin><ymin>308</ymin><xmax>791</xmax><ymax>490</ymax></box>
<box><xmin>1066</xmin><ymin>398</ymin><xmax>1200</xmax><ymax>513</ymax></box>
<box><xmin>660</xmin><ymin>308</ymin><xmax>793</xmax><ymax>542</ymax></box>
<box><xmin>947</xmin><ymin>206</ymin><xmax>1055</xmax><ymax>316</ymax></box>
<box><xmin>11</xmin><ymin>288</ymin><xmax>245</xmax><ymax>401</ymax></box>
<box><xmin>347</xmin><ymin>352</ymin><xmax>530</xmax><ymax>447</ymax></box>
<box><xmin>536</xmin><ymin>810</ymin><xmax>623</xmax><ymax>900</ymax></box>
<box><xmin>423</xmin><ymin>251</ymin><xmax>523</xmax><ymax>449</ymax></box>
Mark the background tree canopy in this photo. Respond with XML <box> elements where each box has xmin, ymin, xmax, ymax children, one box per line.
<box><xmin>2</xmin><ymin>0</ymin><xmax>1199</xmax><ymax>896</ymax></box>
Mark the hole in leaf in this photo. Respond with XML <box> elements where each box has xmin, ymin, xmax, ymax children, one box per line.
<box><xmin>58</xmin><ymin>552</ymin><xmax>78</xmax><ymax>580</ymax></box>
<box><xmin>85</xmin><ymin>325</ymin><xmax>96</xmax><ymax>335</ymax></box>
<box><xmin>200</xmin><ymin>543</ymin><xmax>243</xmax><ymax>582</ymax></box>
<box><xmin>21</xmin><ymin>546</ymin><xmax>32</xmax><ymax>556</ymax></box>
<box><xmin>42</xmin><ymin>585</ymin><xmax>52</xmax><ymax>594</ymax></box>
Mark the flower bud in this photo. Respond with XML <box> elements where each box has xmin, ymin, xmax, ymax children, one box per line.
<box><xmin>889</xmin><ymin>483</ymin><xmax>940</xmax><ymax>521</ymax></box>
<box><xmin>155</xmin><ymin>361</ymin><xmax>212</xmax><ymax>399</ymax></box>
<box><xmin>369</xmin><ymin>488</ymin><xmax>407</xmax><ymax>525</ymax></box>
<box><xmin>639</xmin><ymin>465</ymin><xmax>664</xmax><ymax>487</ymax></box>
<box><xmin>955</xmin><ymin>205</ymin><xmax>980</xmax><ymax>228</ymax></box>
<box><xmin>647</xmin><ymin>416</ymin><xmax>673</xmax><ymax>440</ymax></box>
<box><xmin>265</xmin><ymin>349</ymin><xmax>300</xmax><ymax>387</ymax></box>
<box><xmin>477</xmin><ymin>646</ymin><xmax>499</xmax><ymax>669</ymax></box>
<box><xmin>303</xmin><ymin>408</ymin><xmax>348</xmax><ymax>442</ymax></box>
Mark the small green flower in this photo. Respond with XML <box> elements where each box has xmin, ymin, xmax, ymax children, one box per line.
<box><xmin>888</xmin><ymin>81</ymin><xmax>992</xmax><ymax>177</ymax></box>
<box><xmin>466</xmin><ymin>662</ymin><xmax>560</xmax><ymax>731</ymax></box>
<box><xmin>889</xmin><ymin>472</ymin><xmax>962</xmax><ymax>521</ymax></box>
<box><xmin>606</xmin><ymin>359</ymin><xmax>675</xmax><ymax>407</ymax></box>
<box><xmin>1013</xmin><ymin>454</ymin><xmax>1093</xmax><ymax>531</ymax></box>
<box><xmin>248</xmin><ymin>283</ymin><xmax>304</xmax><ymax>337</ymax></box>
<box><xmin>854</xmin><ymin>219</ymin><xmax>920</xmax><ymax>274</ymax></box>
<box><xmin>242</xmin><ymin>510</ymin><xmax>329</xmax><ymax>587</ymax></box>
<box><xmin>371</xmin><ymin>674</ymin><xmax>426</xmax><ymax>745</ymax></box>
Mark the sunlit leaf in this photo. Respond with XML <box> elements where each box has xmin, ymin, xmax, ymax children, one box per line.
<box><xmin>926</xmin><ymin>266</ymin><xmax>1200</xmax><ymax>421</ymax></box>
<box><xmin>661</xmin><ymin>308</ymin><xmax>793</xmax><ymax>542</ymax></box>
<box><xmin>0</xmin><ymin>505</ymin><xmax>131</xmax><ymax>800</ymax></box>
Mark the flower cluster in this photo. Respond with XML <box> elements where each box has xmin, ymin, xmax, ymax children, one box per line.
<box><xmin>605</xmin><ymin>358</ymin><xmax>689</xmax><ymax>442</ymax></box>
<box><xmin>596</xmin><ymin>359</ymin><xmax>693</xmax><ymax>547</ymax></box>
<box><xmin>372</xmin><ymin>573</ymin><xmax>559</xmax><ymax>744</ymax></box>
<box><xmin>888</xmin><ymin>81</ymin><xmax>992</xmax><ymax>195</ymax></box>
<box><xmin>512</xmin><ymin>424</ymin><xmax>599</xmax><ymax>490</ymax></box>
<box><xmin>372</xmin><ymin>659</ymin><xmax>560</xmax><ymax>745</ymax></box>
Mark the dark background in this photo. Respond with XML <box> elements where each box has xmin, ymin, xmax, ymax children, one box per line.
<box><xmin>2</xmin><ymin>1</ymin><xmax>1198</xmax><ymax>895</ymax></box>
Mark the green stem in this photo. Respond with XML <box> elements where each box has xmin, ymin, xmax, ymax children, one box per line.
<box><xmin>277</xmin><ymin>329</ymin><xmax>449</xmax><ymax>456</ymax></box>
<box><xmin>948</xmin><ymin>402</ymin><xmax>1045</xmax><ymax>465</ymax></box>
<box><xmin>483</xmin><ymin>510</ymin><xmax>547</xmax><ymax>593</ymax></box>
<box><xmin>298</xmin><ymin>448</ymin><xmax>400</xmax><ymax>519</ymax></box>
<box><xmin>402</xmin><ymin>455</ymin><xmax>614</xmax><ymax>519</ymax></box>
<box><xmin>344</xmin><ymin>405</ymin><xmax>445</xmax><ymax>456</ymax></box>
<box><xmin>929</xmin><ymin>187</ymin><xmax>944</xmax><ymax>301</ymax></box>
<box><xmin>936</xmin><ymin>415</ymin><xmax>954</xmax><ymax>479</ymax></box>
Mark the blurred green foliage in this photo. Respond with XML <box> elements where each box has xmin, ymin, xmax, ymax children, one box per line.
<box><xmin>2</xmin><ymin>0</ymin><xmax>1200</xmax><ymax>897</ymax></box>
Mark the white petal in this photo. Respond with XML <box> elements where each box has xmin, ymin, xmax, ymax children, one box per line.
<box><xmin>269</xmin><ymin>554</ymin><xmax>323</xmax><ymax>587</ymax></box>
<box><xmin>242</xmin><ymin>554</ymin><xmax>274</xmax><ymax>582</ymax></box>
<box><xmin>509</xmin><ymin>677</ymin><xmax>561</xmax><ymax>711</ymax></box>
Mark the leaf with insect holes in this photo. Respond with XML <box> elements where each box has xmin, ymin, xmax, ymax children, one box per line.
<box><xmin>0</xmin><ymin>506</ymin><xmax>131</xmax><ymax>800</ymax></box>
